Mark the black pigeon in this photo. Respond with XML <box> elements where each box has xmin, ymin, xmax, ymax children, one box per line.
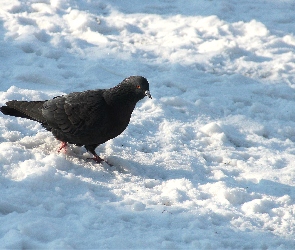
<box><xmin>0</xmin><ymin>76</ymin><xmax>152</xmax><ymax>163</ymax></box>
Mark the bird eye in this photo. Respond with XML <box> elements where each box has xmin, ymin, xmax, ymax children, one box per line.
<box><xmin>136</xmin><ymin>85</ymin><xmax>141</xmax><ymax>89</ymax></box>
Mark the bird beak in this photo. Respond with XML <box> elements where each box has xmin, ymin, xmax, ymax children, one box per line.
<box><xmin>145</xmin><ymin>90</ymin><xmax>152</xmax><ymax>99</ymax></box>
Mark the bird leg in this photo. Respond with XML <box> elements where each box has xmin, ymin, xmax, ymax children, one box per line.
<box><xmin>89</xmin><ymin>154</ymin><xmax>104</xmax><ymax>163</ymax></box>
<box><xmin>57</xmin><ymin>141</ymin><xmax>68</xmax><ymax>153</ymax></box>
<box><xmin>85</xmin><ymin>144</ymin><xmax>104</xmax><ymax>163</ymax></box>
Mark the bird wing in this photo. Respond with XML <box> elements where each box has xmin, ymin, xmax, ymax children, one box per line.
<box><xmin>42</xmin><ymin>90</ymin><xmax>107</xmax><ymax>138</ymax></box>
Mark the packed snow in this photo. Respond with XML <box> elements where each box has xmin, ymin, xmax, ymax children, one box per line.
<box><xmin>1</xmin><ymin>0</ymin><xmax>295</xmax><ymax>249</ymax></box>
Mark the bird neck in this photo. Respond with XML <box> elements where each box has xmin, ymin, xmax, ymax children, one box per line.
<box><xmin>103</xmin><ymin>85</ymin><xmax>140</xmax><ymax>106</ymax></box>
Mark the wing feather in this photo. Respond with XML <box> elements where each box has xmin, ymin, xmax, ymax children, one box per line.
<box><xmin>42</xmin><ymin>90</ymin><xmax>107</xmax><ymax>143</ymax></box>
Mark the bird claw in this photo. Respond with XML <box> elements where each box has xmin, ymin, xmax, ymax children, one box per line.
<box><xmin>87</xmin><ymin>155</ymin><xmax>104</xmax><ymax>164</ymax></box>
<box><xmin>87</xmin><ymin>156</ymin><xmax>113</xmax><ymax>166</ymax></box>
<box><xmin>57</xmin><ymin>141</ymin><xmax>67</xmax><ymax>153</ymax></box>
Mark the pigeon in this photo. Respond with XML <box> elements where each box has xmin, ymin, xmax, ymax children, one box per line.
<box><xmin>0</xmin><ymin>76</ymin><xmax>152</xmax><ymax>163</ymax></box>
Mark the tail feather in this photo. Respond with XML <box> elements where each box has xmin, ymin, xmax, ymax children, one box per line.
<box><xmin>0</xmin><ymin>100</ymin><xmax>46</xmax><ymax>123</ymax></box>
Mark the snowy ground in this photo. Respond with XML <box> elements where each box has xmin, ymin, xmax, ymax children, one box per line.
<box><xmin>1</xmin><ymin>0</ymin><xmax>295</xmax><ymax>249</ymax></box>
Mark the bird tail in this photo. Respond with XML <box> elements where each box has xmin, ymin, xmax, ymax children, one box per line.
<box><xmin>0</xmin><ymin>100</ymin><xmax>46</xmax><ymax>123</ymax></box>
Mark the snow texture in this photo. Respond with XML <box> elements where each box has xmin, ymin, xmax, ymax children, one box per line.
<box><xmin>1</xmin><ymin>0</ymin><xmax>295</xmax><ymax>249</ymax></box>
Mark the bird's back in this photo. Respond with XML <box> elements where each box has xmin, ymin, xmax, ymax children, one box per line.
<box><xmin>41</xmin><ymin>88</ymin><xmax>136</xmax><ymax>146</ymax></box>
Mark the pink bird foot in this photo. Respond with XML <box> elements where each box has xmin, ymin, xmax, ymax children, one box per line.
<box><xmin>57</xmin><ymin>141</ymin><xmax>67</xmax><ymax>153</ymax></box>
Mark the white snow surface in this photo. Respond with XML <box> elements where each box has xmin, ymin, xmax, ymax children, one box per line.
<box><xmin>1</xmin><ymin>0</ymin><xmax>295</xmax><ymax>249</ymax></box>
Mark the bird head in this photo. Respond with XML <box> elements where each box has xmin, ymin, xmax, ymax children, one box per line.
<box><xmin>122</xmin><ymin>76</ymin><xmax>152</xmax><ymax>100</ymax></box>
<box><xmin>105</xmin><ymin>76</ymin><xmax>152</xmax><ymax>106</ymax></box>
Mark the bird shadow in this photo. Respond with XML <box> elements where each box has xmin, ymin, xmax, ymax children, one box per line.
<box><xmin>103</xmin><ymin>155</ymin><xmax>204</xmax><ymax>182</ymax></box>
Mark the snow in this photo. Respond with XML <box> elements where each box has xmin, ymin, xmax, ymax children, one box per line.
<box><xmin>1</xmin><ymin>0</ymin><xmax>295</xmax><ymax>248</ymax></box>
